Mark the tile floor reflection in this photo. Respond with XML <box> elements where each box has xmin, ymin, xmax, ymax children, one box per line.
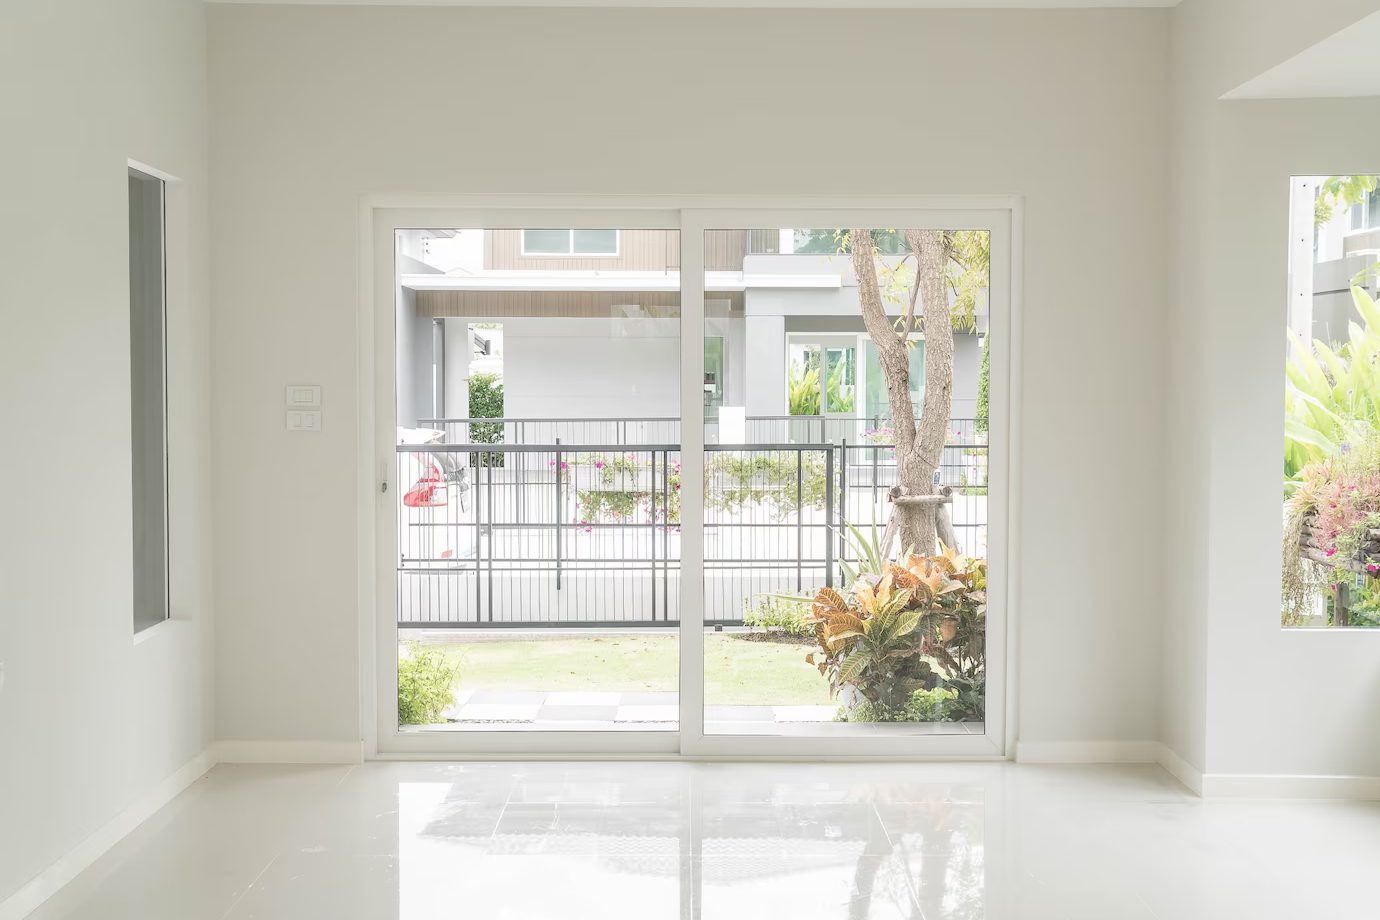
<box><xmin>24</xmin><ymin>761</ymin><xmax>1380</xmax><ymax>919</ymax></box>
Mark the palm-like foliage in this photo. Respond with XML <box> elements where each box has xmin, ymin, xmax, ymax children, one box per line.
<box><xmin>1285</xmin><ymin>267</ymin><xmax>1380</xmax><ymax>482</ymax></box>
<box><xmin>788</xmin><ymin>363</ymin><xmax>821</xmax><ymax>415</ymax></box>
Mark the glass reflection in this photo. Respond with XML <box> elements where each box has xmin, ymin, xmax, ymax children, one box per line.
<box><xmin>398</xmin><ymin>766</ymin><xmax>984</xmax><ymax>919</ymax></box>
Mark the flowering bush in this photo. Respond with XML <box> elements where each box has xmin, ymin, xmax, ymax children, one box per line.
<box><xmin>1283</xmin><ymin>434</ymin><xmax>1380</xmax><ymax>625</ymax></box>
<box><xmin>804</xmin><ymin>547</ymin><xmax>986</xmax><ymax>720</ymax></box>
<box><xmin>560</xmin><ymin>453</ymin><xmax>683</xmax><ymax>526</ymax></box>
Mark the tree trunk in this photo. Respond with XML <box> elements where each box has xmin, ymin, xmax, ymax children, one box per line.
<box><xmin>850</xmin><ymin>229</ymin><xmax>955</xmax><ymax>556</ymax></box>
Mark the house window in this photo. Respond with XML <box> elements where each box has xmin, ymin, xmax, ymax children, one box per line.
<box><xmin>521</xmin><ymin>229</ymin><xmax>619</xmax><ymax>256</ymax></box>
<box><xmin>129</xmin><ymin>167</ymin><xmax>169</xmax><ymax>633</ymax></box>
<box><xmin>1348</xmin><ymin>189</ymin><xmax>1380</xmax><ymax>233</ymax></box>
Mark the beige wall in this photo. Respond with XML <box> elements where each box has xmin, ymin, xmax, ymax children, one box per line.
<box><xmin>208</xmin><ymin>4</ymin><xmax>1170</xmax><ymax>749</ymax></box>
<box><xmin>0</xmin><ymin>0</ymin><xmax>213</xmax><ymax>907</ymax></box>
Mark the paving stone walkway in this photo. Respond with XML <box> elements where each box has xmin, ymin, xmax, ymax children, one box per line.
<box><xmin>444</xmin><ymin>689</ymin><xmax>836</xmax><ymax>727</ymax></box>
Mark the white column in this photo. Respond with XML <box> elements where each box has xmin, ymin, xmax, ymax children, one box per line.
<box><xmin>744</xmin><ymin>314</ymin><xmax>786</xmax><ymax>416</ymax></box>
<box><xmin>443</xmin><ymin>319</ymin><xmax>470</xmax><ymax>420</ymax></box>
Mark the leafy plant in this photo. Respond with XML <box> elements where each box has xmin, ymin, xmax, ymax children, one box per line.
<box><xmin>788</xmin><ymin>362</ymin><xmax>821</xmax><ymax>416</ymax></box>
<box><xmin>706</xmin><ymin>452</ymin><xmax>828</xmax><ymax>519</ymax></box>
<box><xmin>397</xmin><ymin>643</ymin><xmax>462</xmax><ymax>725</ymax></box>
<box><xmin>467</xmin><ymin>372</ymin><xmax>505</xmax><ymax>467</ymax></box>
<box><xmin>976</xmin><ymin>335</ymin><xmax>990</xmax><ymax>436</ymax></box>
<box><xmin>1284</xmin><ymin>266</ymin><xmax>1380</xmax><ymax>481</ymax></box>
<box><xmin>788</xmin><ymin>357</ymin><xmax>854</xmax><ymax>415</ymax></box>
<box><xmin>565</xmin><ymin>454</ymin><xmax>682</xmax><ymax>525</ymax></box>
<box><xmin>1282</xmin><ymin>433</ymin><xmax>1380</xmax><ymax>626</ymax></box>
<box><xmin>805</xmin><ymin>547</ymin><xmax>987</xmax><ymax>720</ymax></box>
<box><xmin>807</xmin><ymin>573</ymin><xmax>930</xmax><ymax>710</ymax></box>
<box><xmin>825</xmin><ymin>360</ymin><xmax>855</xmax><ymax>413</ymax></box>
<box><xmin>833</xmin><ymin>520</ymin><xmax>893</xmax><ymax>584</ymax></box>
<box><xmin>1314</xmin><ymin>176</ymin><xmax>1378</xmax><ymax>227</ymax></box>
<box><xmin>744</xmin><ymin>595</ymin><xmax>814</xmax><ymax>637</ymax></box>
<box><xmin>836</xmin><ymin>687</ymin><xmax>958</xmax><ymax>723</ymax></box>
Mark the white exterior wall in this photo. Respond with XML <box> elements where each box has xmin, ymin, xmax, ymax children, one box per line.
<box><xmin>503</xmin><ymin>317</ymin><xmax>681</xmax><ymax>420</ymax></box>
<box><xmin>0</xmin><ymin>0</ymin><xmax>213</xmax><ymax>907</ymax></box>
<box><xmin>394</xmin><ymin>288</ymin><xmax>433</xmax><ymax>427</ymax></box>
<box><xmin>442</xmin><ymin>319</ymin><xmax>470</xmax><ymax>421</ymax></box>
<box><xmin>744</xmin><ymin>315</ymin><xmax>788</xmax><ymax>416</ymax></box>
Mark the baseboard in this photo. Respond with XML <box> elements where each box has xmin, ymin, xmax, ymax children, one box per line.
<box><xmin>1014</xmin><ymin>740</ymin><xmax>1163</xmax><ymax>764</ymax></box>
<box><xmin>1154</xmin><ymin>743</ymin><xmax>1205</xmax><ymax>796</ymax></box>
<box><xmin>1200</xmin><ymin>772</ymin><xmax>1380</xmax><ymax>800</ymax></box>
<box><xmin>0</xmin><ymin>749</ymin><xmax>213</xmax><ymax>920</ymax></box>
<box><xmin>211</xmin><ymin>739</ymin><xmax>364</xmax><ymax>765</ymax></box>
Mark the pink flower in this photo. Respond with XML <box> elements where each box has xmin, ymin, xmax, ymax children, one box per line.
<box><xmin>1326</xmin><ymin>546</ymin><xmax>1337</xmax><ymax>557</ymax></box>
<box><xmin>1366</xmin><ymin>563</ymin><xmax>1379</xmax><ymax>576</ymax></box>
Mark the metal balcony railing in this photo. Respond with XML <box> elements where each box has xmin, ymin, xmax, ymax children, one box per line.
<box><xmin>395</xmin><ymin>433</ymin><xmax>989</xmax><ymax>630</ymax></box>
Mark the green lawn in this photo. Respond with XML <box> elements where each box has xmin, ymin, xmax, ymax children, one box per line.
<box><xmin>413</xmin><ymin>634</ymin><xmax>833</xmax><ymax>706</ymax></box>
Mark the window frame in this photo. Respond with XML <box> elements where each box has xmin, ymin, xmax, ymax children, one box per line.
<box><xmin>363</xmin><ymin>197</ymin><xmax>1020</xmax><ymax>761</ymax></box>
<box><xmin>128</xmin><ymin>165</ymin><xmax>171</xmax><ymax>635</ymax></box>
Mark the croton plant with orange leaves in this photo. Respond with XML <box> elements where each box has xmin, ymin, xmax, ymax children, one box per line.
<box><xmin>805</xmin><ymin>547</ymin><xmax>987</xmax><ymax>720</ymax></box>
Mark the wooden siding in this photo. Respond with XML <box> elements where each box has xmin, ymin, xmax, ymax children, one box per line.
<box><xmin>486</xmin><ymin>229</ymin><xmax>746</xmax><ymax>272</ymax></box>
<box><xmin>417</xmin><ymin>289</ymin><xmax>745</xmax><ymax>319</ymax></box>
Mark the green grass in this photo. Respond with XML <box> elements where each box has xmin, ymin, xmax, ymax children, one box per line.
<box><xmin>413</xmin><ymin>634</ymin><xmax>832</xmax><ymax>706</ymax></box>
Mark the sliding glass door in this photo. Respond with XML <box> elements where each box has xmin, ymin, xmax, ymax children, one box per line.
<box><xmin>376</xmin><ymin>204</ymin><xmax>1008</xmax><ymax>758</ymax></box>
<box><xmin>683</xmin><ymin>214</ymin><xmax>1004</xmax><ymax>757</ymax></box>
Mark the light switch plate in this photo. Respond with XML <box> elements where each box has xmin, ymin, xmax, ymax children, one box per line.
<box><xmin>286</xmin><ymin>410</ymin><xmax>322</xmax><ymax>432</ymax></box>
<box><xmin>286</xmin><ymin>385</ymin><xmax>322</xmax><ymax>408</ymax></box>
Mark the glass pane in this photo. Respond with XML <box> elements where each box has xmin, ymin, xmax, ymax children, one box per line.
<box><xmin>395</xmin><ymin>228</ymin><xmax>680</xmax><ymax>729</ymax></box>
<box><xmin>863</xmin><ymin>338</ymin><xmax>924</xmax><ymax>425</ymax></box>
<box><xmin>704</xmin><ymin>227</ymin><xmax>990</xmax><ymax>736</ymax></box>
<box><xmin>703</xmin><ymin>336</ymin><xmax>726</xmax><ymax>418</ymax></box>
<box><xmin>572</xmin><ymin>228</ymin><xmax>618</xmax><ymax>254</ymax></box>
<box><xmin>787</xmin><ymin>342</ymin><xmax>821</xmax><ymax>416</ymax></box>
<box><xmin>792</xmin><ymin>228</ymin><xmax>907</xmax><ymax>255</ymax></box>
<box><xmin>823</xmin><ymin>345</ymin><xmax>856</xmax><ymax>414</ymax></box>
<box><xmin>522</xmin><ymin>229</ymin><xmax>570</xmax><ymax>254</ymax></box>
<box><xmin>129</xmin><ymin>168</ymin><xmax>168</xmax><ymax>634</ymax></box>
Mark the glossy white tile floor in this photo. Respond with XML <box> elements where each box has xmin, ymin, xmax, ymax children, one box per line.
<box><xmin>25</xmin><ymin>761</ymin><xmax>1379</xmax><ymax>919</ymax></box>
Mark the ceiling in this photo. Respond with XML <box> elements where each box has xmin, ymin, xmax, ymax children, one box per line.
<box><xmin>207</xmin><ymin>0</ymin><xmax>1180</xmax><ymax>8</ymax></box>
<box><xmin>1225</xmin><ymin>10</ymin><xmax>1380</xmax><ymax>99</ymax></box>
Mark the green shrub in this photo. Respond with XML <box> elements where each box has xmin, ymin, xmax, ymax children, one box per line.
<box><xmin>836</xmin><ymin>687</ymin><xmax>959</xmax><ymax>723</ymax></box>
<box><xmin>743</xmin><ymin>596</ymin><xmax>813</xmax><ymax>637</ymax></box>
<box><xmin>976</xmin><ymin>336</ymin><xmax>990</xmax><ymax>436</ymax></box>
<box><xmin>467</xmin><ymin>372</ymin><xmax>505</xmax><ymax>467</ymax></box>
<box><xmin>397</xmin><ymin>643</ymin><xmax>462</xmax><ymax>725</ymax></box>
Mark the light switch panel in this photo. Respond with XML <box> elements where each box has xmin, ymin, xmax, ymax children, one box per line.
<box><xmin>286</xmin><ymin>410</ymin><xmax>322</xmax><ymax>432</ymax></box>
<box><xmin>286</xmin><ymin>385</ymin><xmax>322</xmax><ymax>408</ymax></box>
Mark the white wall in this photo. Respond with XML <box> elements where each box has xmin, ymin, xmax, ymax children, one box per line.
<box><xmin>503</xmin><ymin>317</ymin><xmax>681</xmax><ymax>419</ymax></box>
<box><xmin>1165</xmin><ymin>0</ymin><xmax>1380</xmax><ymax>779</ymax></box>
<box><xmin>0</xmin><ymin>0</ymin><xmax>212</xmax><ymax>906</ymax></box>
<box><xmin>208</xmin><ymin>5</ymin><xmax>1169</xmax><ymax>750</ymax></box>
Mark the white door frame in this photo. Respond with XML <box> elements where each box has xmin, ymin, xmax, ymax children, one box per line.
<box><xmin>357</xmin><ymin>195</ymin><xmax>1022</xmax><ymax>760</ymax></box>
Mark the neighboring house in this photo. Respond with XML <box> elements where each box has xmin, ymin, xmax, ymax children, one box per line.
<box><xmin>395</xmin><ymin>228</ymin><xmax>986</xmax><ymax>438</ymax></box>
<box><xmin>1293</xmin><ymin>178</ymin><xmax>1380</xmax><ymax>348</ymax></box>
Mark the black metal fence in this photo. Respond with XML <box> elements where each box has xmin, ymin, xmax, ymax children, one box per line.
<box><xmin>396</xmin><ymin>429</ymin><xmax>988</xmax><ymax>629</ymax></box>
<box><xmin>417</xmin><ymin>415</ymin><xmax>985</xmax><ymax>449</ymax></box>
